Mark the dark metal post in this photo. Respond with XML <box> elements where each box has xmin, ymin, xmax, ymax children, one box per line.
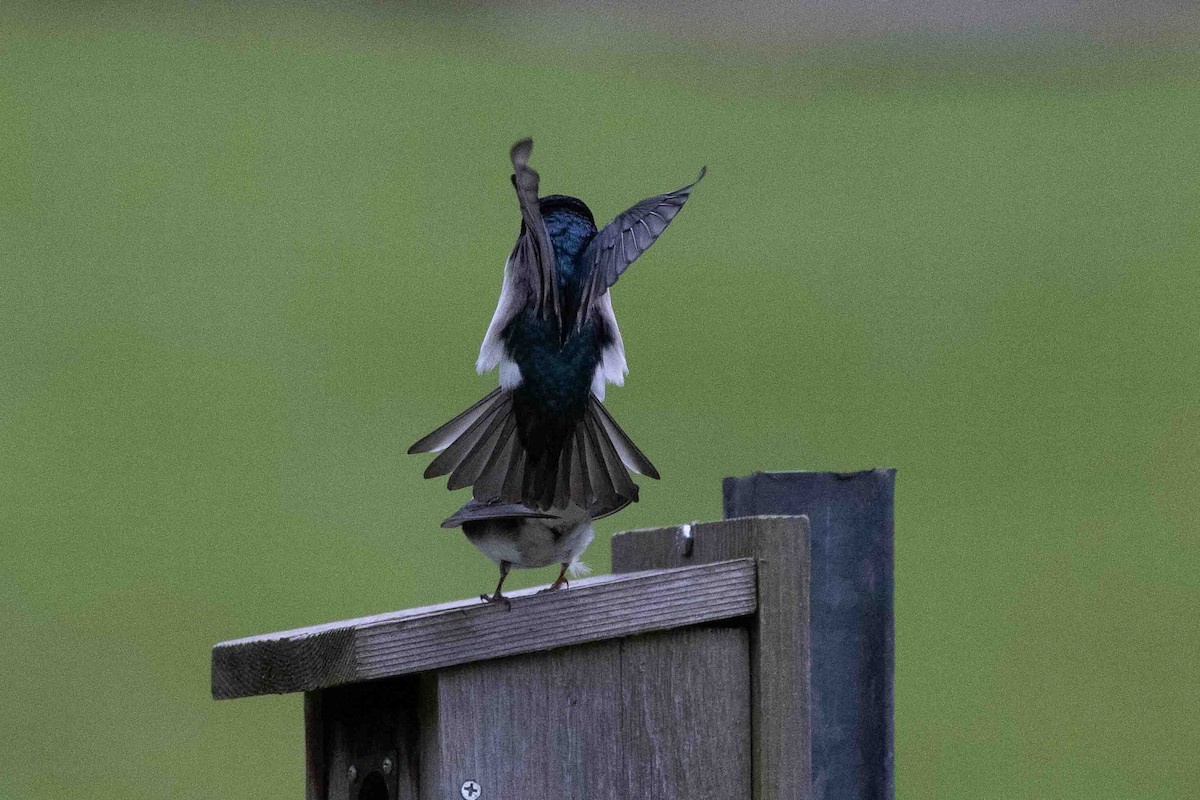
<box><xmin>723</xmin><ymin>470</ymin><xmax>895</xmax><ymax>800</ymax></box>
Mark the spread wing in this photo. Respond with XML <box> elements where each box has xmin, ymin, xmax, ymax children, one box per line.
<box><xmin>509</xmin><ymin>139</ymin><xmax>560</xmax><ymax>326</ymax></box>
<box><xmin>576</xmin><ymin>166</ymin><xmax>705</xmax><ymax>329</ymax></box>
<box><xmin>477</xmin><ymin>139</ymin><xmax>560</xmax><ymax>374</ymax></box>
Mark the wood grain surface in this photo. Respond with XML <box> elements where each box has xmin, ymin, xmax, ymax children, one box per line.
<box><xmin>213</xmin><ymin>558</ymin><xmax>756</xmax><ymax>700</ymax></box>
<box><xmin>613</xmin><ymin>515</ymin><xmax>812</xmax><ymax>800</ymax></box>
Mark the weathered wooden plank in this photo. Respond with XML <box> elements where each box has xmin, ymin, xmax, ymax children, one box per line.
<box><xmin>213</xmin><ymin>625</ymin><xmax>356</xmax><ymax>702</ymax></box>
<box><xmin>612</xmin><ymin>516</ymin><xmax>812</xmax><ymax>800</ymax></box>
<box><xmin>422</xmin><ymin>627</ymin><xmax>752</xmax><ymax>799</ymax></box>
<box><xmin>422</xmin><ymin>640</ymin><xmax>624</xmax><ymax>800</ymax></box>
<box><xmin>212</xmin><ymin>559</ymin><xmax>756</xmax><ymax>700</ymax></box>
<box><xmin>725</xmin><ymin>470</ymin><xmax>895</xmax><ymax>800</ymax></box>
<box><xmin>621</xmin><ymin>626</ymin><xmax>751</xmax><ymax>798</ymax></box>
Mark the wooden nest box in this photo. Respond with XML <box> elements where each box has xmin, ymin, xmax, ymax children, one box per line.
<box><xmin>211</xmin><ymin>471</ymin><xmax>894</xmax><ymax>800</ymax></box>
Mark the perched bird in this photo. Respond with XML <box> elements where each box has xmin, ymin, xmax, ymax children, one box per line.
<box><xmin>439</xmin><ymin>499</ymin><xmax>623</xmax><ymax>604</ymax></box>
<box><xmin>410</xmin><ymin>139</ymin><xmax>703</xmax><ymax>602</ymax></box>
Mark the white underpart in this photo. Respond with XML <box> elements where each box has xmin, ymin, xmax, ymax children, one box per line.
<box><xmin>590</xmin><ymin>290</ymin><xmax>629</xmax><ymax>402</ymax></box>
<box><xmin>463</xmin><ymin>511</ymin><xmax>596</xmax><ymax>570</ymax></box>
<box><xmin>477</xmin><ymin>255</ymin><xmax>524</xmax><ymax>376</ymax></box>
<box><xmin>498</xmin><ymin>358</ymin><xmax>523</xmax><ymax>389</ymax></box>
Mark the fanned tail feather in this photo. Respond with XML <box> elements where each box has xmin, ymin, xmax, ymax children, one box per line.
<box><xmin>410</xmin><ymin>390</ymin><xmax>658</xmax><ymax>512</ymax></box>
<box><xmin>583</xmin><ymin>412</ymin><xmax>640</xmax><ymax>505</ymax></box>
<box><xmin>589</xmin><ymin>395</ymin><xmax>660</xmax><ymax>479</ymax></box>
<box><xmin>408</xmin><ymin>388</ymin><xmax>504</xmax><ymax>455</ymax></box>
<box><xmin>472</xmin><ymin>414</ymin><xmax>519</xmax><ymax>502</ymax></box>
<box><xmin>446</xmin><ymin>401</ymin><xmax>512</xmax><ymax>489</ymax></box>
<box><xmin>422</xmin><ymin>392</ymin><xmax>511</xmax><ymax>479</ymax></box>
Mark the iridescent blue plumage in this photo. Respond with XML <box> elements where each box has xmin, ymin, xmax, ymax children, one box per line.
<box><xmin>499</xmin><ymin>198</ymin><xmax>620</xmax><ymax>507</ymax></box>
<box><xmin>411</xmin><ymin>139</ymin><xmax>700</xmax><ymax>518</ymax></box>
<box><xmin>504</xmin><ymin>200</ymin><xmax>609</xmax><ymax>417</ymax></box>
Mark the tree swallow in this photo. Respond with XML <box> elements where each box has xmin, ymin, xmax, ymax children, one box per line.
<box><xmin>410</xmin><ymin>139</ymin><xmax>703</xmax><ymax>602</ymax></box>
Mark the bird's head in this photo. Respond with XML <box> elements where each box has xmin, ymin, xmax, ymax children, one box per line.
<box><xmin>535</xmin><ymin>194</ymin><xmax>597</xmax><ymax>257</ymax></box>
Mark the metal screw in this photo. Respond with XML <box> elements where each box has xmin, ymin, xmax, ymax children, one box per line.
<box><xmin>461</xmin><ymin>779</ymin><xmax>482</xmax><ymax>799</ymax></box>
<box><xmin>382</xmin><ymin>757</ymin><xmax>394</xmax><ymax>775</ymax></box>
<box><xmin>347</xmin><ymin>765</ymin><xmax>358</xmax><ymax>783</ymax></box>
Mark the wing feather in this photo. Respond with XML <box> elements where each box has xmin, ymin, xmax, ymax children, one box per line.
<box><xmin>509</xmin><ymin>139</ymin><xmax>561</xmax><ymax>326</ymax></box>
<box><xmin>576</xmin><ymin>166</ymin><xmax>705</xmax><ymax>327</ymax></box>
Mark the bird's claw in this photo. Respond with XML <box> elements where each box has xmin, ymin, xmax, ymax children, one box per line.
<box><xmin>537</xmin><ymin>579</ymin><xmax>569</xmax><ymax>595</ymax></box>
<box><xmin>480</xmin><ymin>592</ymin><xmax>512</xmax><ymax>610</ymax></box>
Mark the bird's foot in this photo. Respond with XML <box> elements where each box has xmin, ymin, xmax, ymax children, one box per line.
<box><xmin>536</xmin><ymin>578</ymin><xmax>569</xmax><ymax>595</ymax></box>
<box><xmin>480</xmin><ymin>592</ymin><xmax>512</xmax><ymax>610</ymax></box>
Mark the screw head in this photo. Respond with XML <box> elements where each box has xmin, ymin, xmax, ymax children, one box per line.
<box><xmin>347</xmin><ymin>765</ymin><xmax>358</xmax><ymax>783</ymax></box>
<box><xmin>461</xmin><ymin>779</ymin><xmax>482</xmax><ymax>799</ymax></box>
<box><xmin>382</xmin><ymin>757</ymin><xmax>394</xmax><ymax>775</ymax></box>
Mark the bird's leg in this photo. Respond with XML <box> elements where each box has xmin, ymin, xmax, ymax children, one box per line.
<box><xmin>537</xmin><ymin>563</ymin><xmax>571</xmax><ymax>594</ymax></box>
<box><xmin>480</xmin><ymin>561</ymin><xmax>512</xmax><ymax>607</ymax></box>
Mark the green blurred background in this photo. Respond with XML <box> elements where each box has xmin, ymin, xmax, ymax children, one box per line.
<box><xmin>2</xmin><ymin>1</ymin><xmax>1197</xmax><ymax>797</ymax></box>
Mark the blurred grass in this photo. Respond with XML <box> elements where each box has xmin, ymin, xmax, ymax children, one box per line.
<box><xmin>1</xmin><ymin>2</ymin><xmax>1198</xmax><ymax>798</ymax></box>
